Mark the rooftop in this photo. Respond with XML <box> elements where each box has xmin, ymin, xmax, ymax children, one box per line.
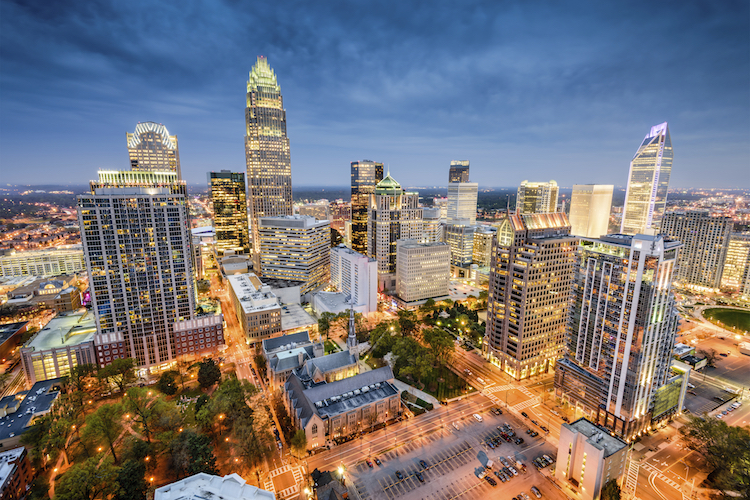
<box><xmin>0</xmin><ymin>447</ymin><xmax>25</xmax><ymax>492</ymax></box>
<box><xmin>565</xmin><ymin>418</ymin><xmax>627</xmax><ymax>458</ymax></box>
<box><xmin>304</xmin><ymin>366</ymin><xmax>397</xmax><ymax>419</ymax></box>
<box><xmin>262</xmin><ymin>331</ymin><xmax>311</xmax><ymax>354</ymax></box>
<box><xmin>24</xmin><ymin>310</ymin><xmax>95</xmax><ymax>352</ymax></box>
<box><xmin>155</xmin><ymin>472</ymin><xmax>275</xmax><ymax>500</ymax></box>
<box><xmin>258</xmin><ymin>214</ymin><xmax>330</xmax><ymax>229</ymax></box>
<box><xmin>0</xmin><ymin>378</ymin><xmax>63</xmax><ymax>444</ymax></box>
<box><xmin>280</xmin><ymin>303</ymin><xmax>316</xmax><ymax>332</ymax></box>
<box><xmin>227</xmin><ymin>273</ymin><xmax>280</xmax><ymax>314</ymax></box>
<box><xmin>0</xmin><ymin>322</ymin><xmax>28</xmax><ymax>346</ymax></box>
<box><xmin>331</xmin><ymin>244</ymin><xmax>375</xmax><ymax>262</ymax></box>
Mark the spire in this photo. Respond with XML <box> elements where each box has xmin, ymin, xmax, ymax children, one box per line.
<box><xmin>346</xmin><ymin>298</ymin><xmax>360</xmax><ymax>372</ymax></box>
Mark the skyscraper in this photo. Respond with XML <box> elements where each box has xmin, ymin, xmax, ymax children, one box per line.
<box><xmin>330</xmin><ymin>245</ymin><xmax>378</xmax><ymax>314</ymax></box>
<box><xmin>554</xmin><ymin>234</ymin><xmax>682</xmax><ymax>438</ymax></box>
<box><xmin>395</xmin><ymin>240</ymin><xmax>450</xmax><ymax>306</ymax></box>
<box><xmin>569</xmin><ymin>185</ymin><xmax>614</xmax><ymax>238</ymax></box>
<box><xmin>245</xmin><ymin>56</ymin><xmax>293</xmax><ymax>273</ymax></box>
<box><xmin>443</xmin><ymin>224</ymin><xmax>476</xmax><ymax>268</ymax></box>
<box><xmin>484</xmin><ymin>213</ymin><xmax>577</xmax><ymax>380</ymax></box>
<box><xmin>661</xmin><ymin>211</ymin><xmax>732</xmax><ymax>289</ymax></box>
<box><xmin>351</xmin><ymin>160</ymin><xmax>384</xmax><ymax>254</ymax></box>
<box><xmin>447</xmin><ymin>183</ymin><xmax>478</xmax><ymax>225</ymax></box>
<box><xmin>448</xmin><ymin>160</ymin><xmax>470</xmax><ymax>183</ymax></box>
<box><xmin>78</xmin><ymin>170</ymin><xmax>195</xmax><ymax>369</ymax></box>
<box><xmin>367</xmin><ymin>173</ymin><xmax>423</xmax><ymax>291</ymax></box>
<box><xmin>209</xmin><ymin>171</ymin><xmax>250</xmax><ymax>256</ymax></box>
<box><xmin>621</xmin><ymin>122</ymin><xmax>673</xmax><ymax>235</ymax></box>
<box><xmin>721</xmin><ymin>232</ymin><xmax>750</xmax><ymax>298</ymax></box>
<box><xmin>127</xmin><ymin>122</ymin><xmax>181</xmax><ymax>179</ymax></box>
<box><xmin>517</xmin><ymin>180</ymin><xmax>559</xmax><ymax>214</ymax></box>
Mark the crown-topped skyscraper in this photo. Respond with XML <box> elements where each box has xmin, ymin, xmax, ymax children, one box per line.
<box><xmin>245</xmin><ymin>56</ymin><xmax>293</xmax><ymax>273</ymax></box>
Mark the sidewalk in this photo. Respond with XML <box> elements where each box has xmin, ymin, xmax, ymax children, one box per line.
<box><xmin>391</xmin><ymin>379</ymin><xmax>440</xmax><ymax>406</ymax></box>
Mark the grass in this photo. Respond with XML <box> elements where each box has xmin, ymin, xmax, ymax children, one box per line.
<box><xmin>398</xmin><ymin>365</ymin><xmax>475</xmax><ymax>401</ymax></box>
<box><xmin>703</xmin><ymin>308</ymin><xmax>750</xmax><ymax>333</ymax></box>
<box><xmin>324</xmin><ymin>339</ymin><xmax>341</xmax><ymax>354</ymax></box>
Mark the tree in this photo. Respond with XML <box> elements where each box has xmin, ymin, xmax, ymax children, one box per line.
<box><xmin>397</xmin><ymin>309</ymin><xmax>418</xmax><ymax>336</ymax></box>
<box><xmin>290</xmin><ymin>429</ymin><xmax>307</xmax><ymax>459</ymax></box>
<box><xmin>123</xmin><ymin>388</ymin><xmax>158</xmax><ymax>443</ymax></box>
<box><xmin>174</xmin><ymin>356</ymin><xmax>194</xmax><ymax>390</ymax></box>
<box><xmin>66</xmin><ymin>363</ymin><xmax>98</xmax><ymax>393</ymax></box>
<box><xmin>419</xmin><ymin>298</ymin><xmax>436</xmax><ymax>318</ymax></box>
<box><xmin>168</xmin><ymin>430</ymin><xmax>218</xmax><ymax>478</ymax></box>
<box><xmin>55</xmin><ymin>457</ymin><xmax>120</xmax><ymax>500</ymax></box>
<box><xmin>423</xmin><ymin>327</ymin><xmax>455</xmax><ymax>365</ymax></box>
<box><xmin>156</xmin><ymin>371</ymin><xmax>178</xmax><ymax>396</ymax></box>
<box><xmin>98</xmin><ymin>358</ymin><xmax>137</xmax><ymax>394</ymax></box>
<box><xmin>254</xmin><ymin>353</ymin><xmax>268</xmax><ymax>381</ymax></box>
<box><xmin>115</xmin><ymin>459</ymin><xmax>147</xmax><ymax>500</ymax></box>
<box><xmin>85</xmin><ymin>402</ymin><xmax>123</xmax><ymax>463</ymax></box>
<box><xmin>697</xmin><ymin>348</ymin><xmax>719</xmax><ymax>368</ymax></box>
<box><xmin>601</xmin><ymin>479</ymin><xmax>621</xmax><ymax>500</ymax></box>
<box><xmin>318</xmin><ymin>312</ymin><xmax>335</xmax><ymax>340</ymax></box>
<box><xmin>197</xmin><ymin>358</ymin><xmax>222</xmax><ymax>389</ymax></box>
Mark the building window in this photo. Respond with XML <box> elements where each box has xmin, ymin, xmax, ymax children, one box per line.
<box><xmin>311</xmin><ymin>424</ymin><xmax>318</xmax><ymax>436</ymax></box>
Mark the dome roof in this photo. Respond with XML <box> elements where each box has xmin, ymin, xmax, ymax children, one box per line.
<box><xmin>375</xmin><ymin>173</ymin><xmax>401</xmax><ymax>193</ymax></box>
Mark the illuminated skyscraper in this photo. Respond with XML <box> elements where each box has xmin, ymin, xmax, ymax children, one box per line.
<box><xmin>448</xmin><ymin>160</ymin><xmax>470</xmax><ymax>183</ymax></box>
<box><xmin>517</xmin><ymin>180</ymin><xmax>559</xmax><ymax>214</ymax></box>
<box><xmin>245</xmin><ymin>56</ymin><xmax>293</xmax><ymax>273</ymax></box>
<box><xmin>209</xmin><ymin>171</ymin><xmax>250</xmax><ymax>256</ymax></box>
<box><xmin>621</xmin><ymin>123</ymin><xmax>673</xmax><ymax>235</ymax></box>
<box><xmin>127</xmin><ymin>122</ymin><xmax>181</xmax><ymax>179</ymax></box>
<box><xmin>569</xmin><ymin>184</ymin><xmax>614</xmax><ymax>238</ymax></box>
<box><xmin>447</xmin><ymin>183</ymin><xmax>478</xmax><ymax>225</ymax></box>
<box><xmin>351</xmin><ymin>160</ymin><xmax>384</xmax><ymax>254</ymax></box>
<box><xmin>721</xmin><ymin>233</ymin><xmax>750</xmax><ymax>298</ymax></box>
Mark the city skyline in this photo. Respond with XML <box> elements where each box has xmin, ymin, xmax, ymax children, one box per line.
<box><xmin>0</xmin><ymin>2</ymin><xmax>748</xmax><ymax>189</ymax></box>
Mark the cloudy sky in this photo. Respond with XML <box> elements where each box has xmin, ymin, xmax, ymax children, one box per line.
<box><xmin>1</xmin><ymin>0</ymin><xmax>748</xmax><ymax>188</ymax></box>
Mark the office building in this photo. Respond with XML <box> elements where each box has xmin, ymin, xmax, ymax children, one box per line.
<box><xmin>0</xmin><ymin>246</ymin><xmax>85</xmax><ymax>278</ymax></box>
<box><xmin>227</xmin><ymin>273</ymin><xmax>282</xmax><ymax>343</ymax></box>
<box><xmin>448</xmin><ymin>160</ymin><xmax>470</xmax><ymax>183</ymax></box>
<box><xmin>621</xmin><ymin>122</ymin><xmax>673</xmax><ymax>235</ymax></box>
<box><xmin>245</xmin><ymin>56</ymin><xmax>293</xmax><ymax>272</ymax></box>
<box><xmin>155</xmin><ymin>473</ymin><xmax>275</xmax><ymax>500</ymax></box>
<box><xmin>661</xmin><ymin>211</ymin><xmax>732</xmax><ymax>289</ymax></box>
<box><xmin>443</xmin><ymin>224</ymin><xmax>476</xmax><ymax>268</ymax></box>
<box><xmin>554</xmin><ymin>234</ymin><xmax>682</xmax><ymax>438</ymax></box>
<box><xmin>0</xmin><ymin>447</ymin><xmax>33</xmax><ymax>500</ymax></box>
<box><xmin>555</xmin><ymin>419</ymin><xmax>628</xmax><ymax>500</ymax></box>
<box><xmin>367</xmin><ymin>173</ymin><xmax>423</xmax><ymax>290</ymax></box>
<box><xmin>421</xmin><ymin>207</ymin><xmax>443</xmax><ymax>243</ymax></box>
<box><xmin>127</xmin><ymin>122</ymin><xmax>181</xmax><ymax>178</ymax></box>
<box><xmin>78</xmin><ymin>170</ymin><xmax>194</xmax><ymax>369</ymax></box>
<box><xmin>569</xmin><ymin>185</ymin><xmax>614</xmax><ymax>238</ymax></box>
<box><xmin>447</xmin><ymin>182</ymin><xmax>478</xmax><ymax>225</ymax></box>
<box><xmin>328</xmin><ymin>200</ymin><xmax>351</xmax><ymax>233</ymax></box>
<box><xmin>484</xmin><ymin>213</ymin><xmax>577</xmax><ymax>380</ymax></box>
<box><xmin>351</xmin><ymin>160</ymin><xmax>384</xmax><ymax>254</ymax></box>
<box><xmin>298</xmin><ymin>203</ymin><xmax>330</xmax><ymax>222</ymax></box>
<box><xmin>433</xmin><ymin>197</ymin><xmax>448</xmax><ymax>221</ymax></box>
<box><xmin>330</xmin><ymin>245</ymin><xmax>377</xmax><ymax>314</ymax></box>
<box><xmin>172</xmin><ymin>314</ymin><xmax>225</xmax><ymax>359</ymax></box>
<box><xmin>20</xmin><ymin>310</ymin><xmax>97</xmax><ymax>387</ymax></box>
<box><xmin>208</xmin><ymin>171</ymin><xmax>249</xmax><ymax>256</ymax></box>
<box><xmin>395</xmin><ymin>240</ymin><xmax>450</xmax><ymax>307</ymax></box>
<box><xmin>472</xmin><ymin>226</ymin><xmax>496</xmax><ymax>267</ymax></box>
<box><xmin>517</xmin><ymin>180</ymin><xmax>559</xmax><ymax>214</ymax></box>
<box><xmin>721</xmin><ymin>232</ymin><xmax>750</xmax><ymax>297</ymax></box>
<box><xmin>258</xmin><ymin>215</ymin><xmax>330</xmax><ymax>293</ymax></box>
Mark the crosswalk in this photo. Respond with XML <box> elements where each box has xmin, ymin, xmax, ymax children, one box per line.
<box><xmin>641</xmin><ymin>462</ymin><xmax>682</xmax><ymax>490</ymax></box>
<box><xmin>625</xmin><ymin>460</ymin><xmax>639</xmax><ymax>493</ymax></box>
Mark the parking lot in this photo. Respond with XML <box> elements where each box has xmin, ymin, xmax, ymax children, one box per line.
<box><xmin>347</xmin><ymin>410</ymin><xmax>566</xmax><ymax>500</ymax></box>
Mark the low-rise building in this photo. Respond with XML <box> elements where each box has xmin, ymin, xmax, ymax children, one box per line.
<box><xmin>263</xmin><ymin>331</ymin><xmax>323</xmax><ymax>387</ymax></box>
<box><xmin>0</xmin><ymin>447</ymin><xmax>33</xmax><ymax>500</ymax></box>
<box><xmin>227</xmin><ymin>273</ymin><xmax>282</xmax><ymax>344</ymax></box>
<box><xmin>0</xmin><ymin>322</ymin><xmax>29</xmax><ymax>365</ymax></box>
<box><xmin>0</xmin><ymin>378</ymin><xmax>62</xmax><ymax>449</ymax></box>
<box><xmin>172</xmin><ymin>314</ymin><xmax>225</xmax><ymax>359</ymax></box>
<box><xmin>155</xmin><ymin>472</ymin><xmax>275</xmax><ymax>500</ymax></box>
<box><xmin>555</xmin><ymin>418</ymin><xmax>628</xmax><ymax>500</ymax></box>
<box><xmin>6</xmin><ymin>275</ymin><xmax>81</xmax><ymax>312</ymax></box>
<box><xmin>0</xmin><ymin>245</ymin><xmax>85</xmax><ymax>278</ymax></box>
<box><xmin>20</xmin><ymin>310</ymin><xmax>96</xmax><ymax>386</ymax></box>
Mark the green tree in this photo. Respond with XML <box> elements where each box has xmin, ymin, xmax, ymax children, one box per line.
<box><xmin>290</xmin><ymin>429</ymin><xmax>307</xmax><ymax>459</ymax></box>
<box><xmin>397</xmin><ymin>309</ymin><xmax>418</xmax><ymax>336</ymax></box>
<box><xmin>66</xmin><ymin>363</ymin><xmax>98</xmax><ymax>393</ymax></box>
<box><xmin>98</xmin><ymin>358</ymin><xmax>137</xmax><ymax>394</ymax></box>
<box><xmin>55</xmin><ymin>457</ymin><xmax>120</xmax><ymax>500</ymax></box>
<box><xmin>601</xmin><ymin>479</ymin><xmax>621</xmax><ymax>500</ymax></box>
<box><xmin>156</xmin><ymin>371</ymin><xmax>179</xmax><ymax>396</ymax></box>
<box><xmin>419</xmin><ymin>298</ymin><xmax>436</xmax><ymax>317</ymax></box>
<box><xmin>115</xmin><ymin>459</ymin><xmax>147</xmax><ymax>500</ymax></box>
<box><xmin>423</xmin><ymin>327</ymin><xmax>455</xmax><ymax>365</ymax></box>
<box><xmin>318</xmin><ymin>312</ymin><xmax>335</xmax><ymax>340</ymax></box>
<box><xmin>168</xmin><ymin>430</ymin><xmax>218</xmax><ymax>478</ymax></box>
<box><xmin>123</xmin><ymin>387</ymin><xmax>159</xmax><ymax>443</ymax></box>
<box><xmin>85</xmin><ymin>402</ymin><xmax>123</xmax><ymax>463</ymax></box>
<box><xmin>254</xmin><ymin>353</ymin><xmax>268</xmax><ymax>381</ymax></box>
<box><xmin>197</xmin><ymin>358</ymin><xmax>222</xmax><ymax>389</ymax></box>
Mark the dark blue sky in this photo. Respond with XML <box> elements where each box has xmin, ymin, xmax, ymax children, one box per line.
<box><xmin>1</xmin><ymin>0</ymin><xmax>748</xmax><ymax>188</ymax></box>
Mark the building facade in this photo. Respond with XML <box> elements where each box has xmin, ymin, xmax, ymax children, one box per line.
<box><xmin>661</xmin><ymin>211</ymin><xmax>732</xmax><ymax>289</ymax></box>
<box><xmin>0</xmin><ymin>447</ymin><xmax>33</xmax><ymax>500</ymax></box>
<box><xmin>258</xmin><ymin>215</ymin><xmax>330</xmax><ymax>294</ymax></box>
<box><xmin>245</xmin><ymin>56</ymin><xmax>294</xmax><ymax>272</ymax></box>
<box><xmin>472</xmin><ymin>226</ymin><xmax>496</xmax><ymax>267</ymax></box>
<box><xmin>330</xmin><ymin>245</ymin><xmax>377</xmax><ymax>314</ymax></box>
<box><xmin>127</xmin><ymin>122</ymin><xmax>181</xmax><ymax>178</ymax></box>
<box><xmin>517</xmin><ymin>180</ymin><xmax>559</xmax><ymax>214</ymax></box>
<box><xmin>621</xmin><ymin>122</ymin><xmax>673</xmax><ymax>235</ymax></box>
<box><xmin>351</xmin><ymin>160</ymin><xmax>384</xmax><ymax>254</ymax></box>
<box><xmin>721</xmin><ymin>232</ymin><xmax>750</xmax><ymax>297</ymax></box>
<box><xmin>569</xmin><ymin>185</ymin><xmax>614</xmax><ymax>238</ymax></box>
<box><xmin>421</xmin><ymin>207</ymin><xmax>443</xmax><ymax>243</ymax></box>
<box><xmin>443</xmin><ymin>224</ymin><xmax>476</xmax><ymax>268</ymax></box>
<box><xmin>484</xmin><ymin>213</ymin><xmax>577</xmax><ymax>380</ymax></box>
<box><xmin>448</xmin><ymin>160</ymin><xmax>470</xmax><ymax>183</ymax></box>
<box><xmin>172</xmin><ymin>314</ymin><xmax>224</xmax><ymax>359</ymax></box>
<box><xmin>77</xmin><ymin>170</ymin><xmax>195</xmax><ymax>369</ymax></box>
<box><xmin>328</xmin><ymin>200</ymin><xmax>351</xmax><ymax>233</ymax></box>
<box><xmin>395</xmin><ymin>240</ymin><xmax>450</xmax><ymax>306</ymax></box>
<box><xmin>447</xmin><ymin>182</ymin><xmax>478</xmax><ymax>225</ymax></box>
<box><xmin>227</xmin><ymin>273</ymin><xmax>282</xmax><ymax>344</ymax></box>
<box><xmin>367</xmin><ymin>173</ymin><xmax>423</xmax><ymax>290</ymax></box>
<box><xmin>0</xmin><ymin>246</ymin><xmax>85</xmax><ymax>278</ymax></box>
<box><xmin>209</xmin><ymin>171</ymin><xmax>249</xmax><ymax>256</ymax></box>
<box><xmin>554</xmin><ymin>234</ymin><xmax>682</xmax><ymax>439</ymax></box>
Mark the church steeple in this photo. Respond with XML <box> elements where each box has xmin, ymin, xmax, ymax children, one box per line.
<box><xmin>346</xmin><ymin>299</ymin><xmax>360</xmax><ymax>372</ymax></box>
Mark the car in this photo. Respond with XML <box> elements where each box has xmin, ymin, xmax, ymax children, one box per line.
<box><xmin>474</xmin><ymin>413</ymin><xmax>483</xmax><ymax>422</ymax></box>
<box><xmin>374</xmin><ymin>457</ymin><xmax>382</xmax><ymax>466</ymax></box>
<box><xmin>416</xmin><ymin>472</ymin><xmax>425</xmax><ymax>483</ymax></box>
<box><xmin>561</xmin><ymin>416</ymin><xmax>570</xmax><ymax>422</ymax></box>
<box><xmin>420</xmin><ymin>460</ymin><xmax>428</xmax><ymax>469</ymax></box>
<box><xmin>717</xmin><ymin>413</ymin><xmax>724</xmax><ymax>419</ymax></box>
<box><xmin>543</xmin><ymin>454</ymin><xmax>552</xmax><ymax>464</ymax></box>
<box><xmin>521</xmin><ymin>493</ymin><xmax>531</xmax><ymax>500</ymax></box>
<box><xmin>515</xmin><ymin>437</ymin><xmax>524</xmax><ymax>445</ymax></box>
<box><xmin>531</xmin><ymin>419</ymin><xmax>538</xmax><ymax>425</ymax></box>
<box><xmin>550</xmin><ymin>410</ymin><xmax>560</xmax><ymax>416</ymax></box>
<box><xmin>687</xmin><ymin>383</ymin><xmax>696</xmax><ymax>389</ymax></box>
<box><xmin>530</xmin><ymin>431</ymin><xmax>539</xmax><ymax>437</ymax></box>
<box><xmin>540</xmin><ymin>426</ymin><xmax>549</xmax><ymax>433</ymax></box>
<box><xmin>395</xmin><ymin>471</ymin><xmax>404</xmax><ymax>480</ymax></box>
<box><xmin>487</xmin><ymin>441</ymin><xmax>495</xmax><ymax>449</ymax></box>
<box><xmin>688</xmin><ymin>390</ymin><xmax>697</xmax><ymax>395</ymax></box>
<box><xmin>366</xmin><ymin>459</ymin><xmax>373</xmax><ymax>468</ymax></box>
<box><xmin>521</xmin><ymin>411</ymin><xmax>529</xmax><ymax>418</ymax></box>
<box><xmin>719</xmin><ymin>353</ymin><xmax>728</xmax><ymax>357</ymax></box>
<box><xmin>509</xmin><ymin>466</ymin><xmax>518</xmax><ymax>476</ymax></box>
<box><xmin>531</xmin><ymin>486</ymin><xmax>542</xmax><ymax>498</ymax></box>
<box><xmin>714</xmin><ymin>396</ymin><xmax>725</xmax><ymax>402</ymax></box>
<box><xmin>477</xmin><ymin>377</ymin><xmax>486</xmax><ymax>385</ymax></box>
<box><xmin>485</xmin><ymin>476</ymin><xmax>497</xmax><ymax>486</ymax></box>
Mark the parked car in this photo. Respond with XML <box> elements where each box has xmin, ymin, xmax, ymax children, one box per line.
<box><xmin>374</xmin><ymin>457</ymin><xmax>382</xmax><ymax>466</ymax></box>
<box><xmin>416</xmin><ymin>472</ymin><xmax>425</xmax><ymax>483</ymax></box>
<box><xmin>366</xmin><ymin>459</ymin><xmax>373</xmax><ymax>468</ymax></box>
<box><xmin>395</xmin><ymin>471</ymin><xmax>404</xmax><ymax>480</ymax></box>
<box><xmin>485</xmin><ymin>476</ymin><xmax>497</xmax><ymax>486</ymax></box>
<box><xmin>474</xmin><ymin>413</ymin><xmax>483</xmax><ymax>422</ymax></box>
<box><xmin>420</xmin><ymin>460</ymin><xmax>428</xmax><ymax>469</ymax></box>
<box><xmin>521</xmin><ymin>411</ymin><xmax>529</xmax><ymax>418</ymax></box>
<box><xmin>515</xmin><ymin>437</ymin><xmax>524</xmax><ymax>445</ymax></box>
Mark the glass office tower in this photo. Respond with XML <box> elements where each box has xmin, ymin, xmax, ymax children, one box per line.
<box><xmin>127</xmin><ymin>122</ymin><xmax>181</xmax><ymax>179</ymax></box>
<box><xmin>351</xmin><ymin>160</ymin><xmax>384</xmax><ymax>254</ymax></box>
<box><xmin>448</xmin><ymin>160</ymin><xmax>470</xmax><ymax>183</ymax></box>
<box><xmin>517</xmin><ymin>180</ymin><xmax>559</xmax><ymax>214</ymax></box>
<box><xmin>245</xmin><ymin>56</ymin><xmax>293</xmax><ymax>273</ymax></box>
<box><xmin>209</xmin><ymin>171</ymin><xmax>250</xmax><ymax>256</ymax></box>
<box><xmin>621</xmin><ymin>123</ymin><xmax>673</xmax><ymax>235</ymax></box>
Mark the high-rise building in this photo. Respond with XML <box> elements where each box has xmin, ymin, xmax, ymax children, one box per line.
<box><xmin>448</xmin><ymin>160</ymin><xmax>470</xmax><ymax>183</ymax></box>
<box><xmin>421</xmin><ymin>207</ymin><xmax>443</xmax><ymax>243</ymax></box>
<box><xmin>447</xmin><ymin>182</ymin><xmax>478</xmax><ymax>225</ymax></box>
<box><xmin>472</xmin><ymin>226</ymin><xmax>495</xmax><ymax>267</ymax></box>
<box><xmin>127</xmin><ymin>122</ymin><xmax>181</xmax><ymax>178</ymax></box>
<box><xmin>351</xmin><ymin>160</ymin><xmax>384</xmax><ymax>254</ymax></box>
<box><xmin>0</xmin><ymin>246</ymin><xmax>85</xmax><ymax>278</ymax></box>
<box><xmin>621</xmin><ymin>123</ymin><xmax>673</xmax><ymax>235</ymax></box>
<box><xmin>367</xmin><ymin>173</ymin><xmax>423</xmax><ymax>291</ymax></box>
<box><xmin>78</xmin><ymin>170</ymin><xmax>195</xmax><ymax>369</ymax></box>
<box><xmin>554</xmin><ymin>234</ymin><xmax>682</xmax><ymax>438</ymax></box>
<box><xmin>395</xmin><ymin>240</ymin><xmax>450</xmax><ymax>306</ymax></box>
<box><xmin>484</xmin><ymin>213</ymin><xmax>576</xmax><ymax>380</ymax></box>
<box><xmin>209</xmin><ymin>171</ymin><xmax>250</xmax><ymax>256</ymax></box>
<box><xmin>569</xmin><ymin>185</ymin><xmax>614</xmax><ymax>238</ymax></box>
<box><xmin>245</xmin><ymin>56</ymin><xmax>293</xmax><ymax>273</ymax></box>
<box><xmin>443</xmin><ymin>224</ymin><xmax>476</xmax><ymax>268</ymax></box>
<box><xmin>721</xmin><ymin>232</ymin><xmax>750</xmax><ymax>297</ymax></box>
<box><xmin>661</xmin><ymin>211</ymin><xmax>732</xmax><ymax>289</ymax></box>
<box><xmin>258</xmin><ymin>215</ymin><xmax>330</xmax><ymax>293</ymax></box>
<box><xmin>330</xmin><ymin>245</ymin><xmax>377</xmax><ymax>314</ymax></box>
<box><xmin>328</xmin><ymin>200</ymin><xmax>351</xmax><ymax>233</ymax></box>
<box><xmin>517</xmin><ymin>180</ymin><xmax>559</xmax><ymax>214</ymax></box>
<box><xmin>433</xmin><ymin>197</ymin><xmax>448</xmax><ymax>221</ymax></box>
